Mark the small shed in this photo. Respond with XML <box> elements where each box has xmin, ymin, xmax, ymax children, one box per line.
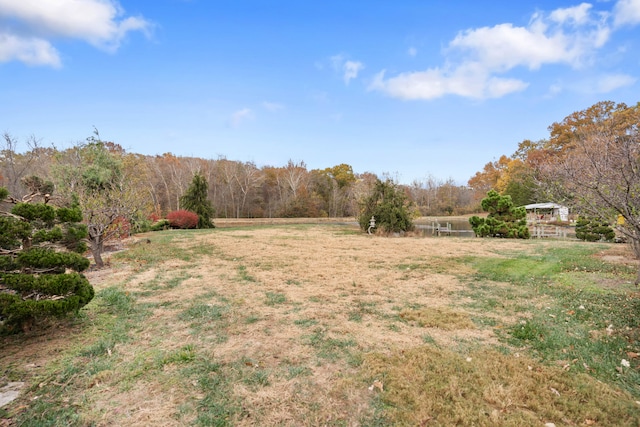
<box><xmin>523</xmin><ymin>203</ymin><xmax>569</xmax><ymax>222</ymax></box>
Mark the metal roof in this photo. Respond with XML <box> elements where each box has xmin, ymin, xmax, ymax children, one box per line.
<box><xmin>523</xmin><ymin>203</ymin><xmax>567</xmax><ymax>210</ymax></box>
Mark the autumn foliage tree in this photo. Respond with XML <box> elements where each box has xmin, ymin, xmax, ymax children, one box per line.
<box><xmin>540</xmin><ymin>101</ymin><xmax>640</xmax><ymax>282</ymax></box>
<box><xmin>0</xmin><ymin>184</ymin><xmax>93</xmax><ymax>333</ymax></box>
<box><xmin>468</xmin><ymin>143</ymin><xmax>541</xmax><ymax>208</ymax></box>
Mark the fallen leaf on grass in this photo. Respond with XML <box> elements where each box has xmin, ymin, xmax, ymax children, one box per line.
<box><xmin>368</xmin><ymin>380</ymin><xmax>383</xmax><ymax>392</ymax></box>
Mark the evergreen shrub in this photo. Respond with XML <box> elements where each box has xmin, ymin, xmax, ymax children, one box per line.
<box><xmin>469</xmin><ymin>190</ymin><xmax>530</xmax><ymax>239</ymax></box>
<box><xmin>358</xmin><ymin>179</ymin><xmax>414</xmax><ymax>233</ymax></box>
<box><xmin>0</xmin><ymin>184</ymin><xmax>94</xmax><ymax>333</ymax></box>
<box><xmin>180</xmin><ymin>173</ymin><xmax>215</xmax><ymax>228</ymax></box>
<box><xmin>575</xmin><ymin>216</ymin><xmax>615</xmax><ymax>242</ymax></box>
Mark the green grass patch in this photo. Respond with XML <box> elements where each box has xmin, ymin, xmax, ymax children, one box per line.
<box><xmin>236</xmin><ymin>265</ymin><xmax>256</xmax><ymax>282</ymax></box>
<box><xmin>179</xmin><ymin>303</ymin><xmax>227</xmax><ymax>322</ymax></box>
<box><xmin>286</xmin><ymin>364</ymin><xmax>313</xmax><ymax>379</ymax></box>
<box><xmin>9</xmin><ymin>286</ymin><xmax>153</xmax><ymax>426</ymax></box>
<box><xmin>182</xmin><ymin>357</ymin><xmax>243</xmax><ymax>426</ymax></box>
<box><xmin>112</xmin><ymin>230</ymin><xmax>219</xmax><ymax>268</ymax></box>
<box><xmin>465</xmin><ymin>242</ymin><xmax>640</xmax><ymax>398</ymax></box>
<box><xmin>157</xmin><ymin>345</ymin><xmax>197</xmax><ymax>367</ymax></box>
<box><xmin>347</xmin><ymin>310</ymin><xmax>363</xmax><ymax>322</ymax></box>
<box><xmin>294</xmin><ymin>318</ymin><xmax>318</xmax><ymax>328</ymax></box>
<box><xmin>506</xmin><ymin>292</ymin><xmax>640</xmax><ymax>397</ymax></box>
<box><xmin>244</xmin><ymin>314</ymin><xmax>261</xmax><ymax>324</ymax></box>
<box><xmin>264</xmin><ymin>292</ymin><xmax>287</xmax><ymax>306</ymax></box>
<box><xmin>468</xmin><ymin>245</ymin><xmax>635</xmax><ymax>288</ymax></box>
<box><xmin>165</xmin><ymin>271</ymin><xmax>194</xmax><ymax>289</ymax></box>
<box><xmin>302</xmin><ymin>328</ymin><xmax>357</xmax><ymax>362</ymax></box>
<box><xmin>97</xmin><ymin>286</ymin><xmax>136</xmax><ymax>314</ymax></box>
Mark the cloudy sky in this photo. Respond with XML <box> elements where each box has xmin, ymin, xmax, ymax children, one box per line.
<box><xmin>1</xmin><ymin>0</ymin><xmax>639</xmax><ymax>183</ymax></box>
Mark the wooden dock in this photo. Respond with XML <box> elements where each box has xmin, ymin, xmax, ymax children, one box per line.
<box><xmin>418</xmin><ymin>223</ymin><xmax>476</xmax><ymax>236</ymax></box>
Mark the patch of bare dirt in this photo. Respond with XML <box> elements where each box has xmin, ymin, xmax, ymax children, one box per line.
<box><xmin>597</xmin><ymin>243</ymin><xmax>638</xmax><ymax>266</ymax></box>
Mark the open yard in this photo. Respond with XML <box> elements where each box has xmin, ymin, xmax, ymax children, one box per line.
<box><xmin>2</xmin><ymin>223</ymin><xmax>640</xmax><ymax>426</ymax></box>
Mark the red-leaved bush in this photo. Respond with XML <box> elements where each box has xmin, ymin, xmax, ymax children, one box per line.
<box><xmin>107</xmin><ymin>216</ymin><xmax>131</xmax><ymax>239</ymax></box>
<box><xmin>167</xmin><ymin>210</ymin><xmax>198</xmax><ymax>229</ymax></box>
<box><xmin>148</xmin><ymin>212</ymin><xmax>162</xmax><ymax>222</ymax></box>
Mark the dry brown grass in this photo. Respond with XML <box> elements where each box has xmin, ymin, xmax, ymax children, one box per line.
<box><xmin>364</xmin><ymin>346</ymin><xmax>637</xmax><ymax>426</ymax></box>
<box><xmin>1</xmin><ymin>224</ymin><xmax>639</xmax><ymax>426</ymax></box>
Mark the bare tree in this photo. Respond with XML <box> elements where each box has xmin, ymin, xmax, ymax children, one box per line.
<box><xmin>542</xmin><ymin>103</ymin><xmax>640</xmax><ymax>283</ymax></box>
<box><xmin>0</xmin><ymin>133</ymin><xmax>47</xmax><ymax>197</ymax></box>
<box><xmin>235</xmin><ymin>161</ymin><xmax>263</xmax><ymax>218</ymax></box>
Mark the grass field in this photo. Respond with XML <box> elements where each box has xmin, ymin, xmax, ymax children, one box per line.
<box><xmin>2</xmin><ymin>223</ymin><xmax>640</xmax><ymax>426</ymax></box>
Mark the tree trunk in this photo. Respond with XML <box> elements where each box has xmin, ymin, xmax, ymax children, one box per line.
<box><xmin>91</xmin><ymin>236</ymin><xmax>105</xmax><ymax>268</ymax></box>
<box><xmin>630</xmin><ymin>237</ymin><xmax>640</xmax><ymax>286</ymax></box>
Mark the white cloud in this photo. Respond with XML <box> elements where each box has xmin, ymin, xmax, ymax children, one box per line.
<box><xmin>407</xmin><ymin>46</ymin><xmax>417</xmax><ymax>57</ymax></box>
<box><xmin>330</xmin><ymin>54</ymin><xmax>345</xmax><ymax>71</ymax></box>
<box><xmin>0</xmin><ymin>31</ymin><xmax>61</xmax><ymax>67</ymax></box>
<box><xmin>343</xmin><ymin>60</ymin><xmax>364</xmax><ymax>84</ymax></box>
<box><xmin>263</xmin><ymin>101</ymin><xmax>284</xmax><ymax>112</ymax></box>
<box><xmin>546</xmin><ymin>82</ymin><xmax>564</xmax><ymax>97</ymax></box>
<box><xmin>229</xmin><ymin>108</ymin><xmax>254</xmax><ymax>127</ymax></box>
<box><xmin>449</xmin><ymin>9</ymin><xmax>611</xmax><ymax>70</ymax></box>
<box><xmin>550</xmin><ymin>3</ymin><xmax>593</xmax><ymax>26</ymax></box>
<box><xmin>370</xmin><ymin>2</ymin><xmax>621</xmax><ymax>100</ymax></box>
<box><xmin>553</xmin><ymin>73</ymin><xmax>636</xmax><ymax>95</ymax></box>
<box><xmin>594</xmin><ymin>73</ymin><xmax>636</xmax><ymax>92</ymax></box>
<box><xmin>0</xmin><ymin>0</ymin><xmax>152</xmax><ymax>66</ymax></box>
<box><xmin>613</xmin><ymin>0</ymin><xmax>640</xmax><ymax>26</ymax></box>
<box><xmin>370</xmin><ymin>65</ymin><xmax>528</xmax><ymax>100</ymax></box>
<box><xmin>329</xmin><ymin>54</ymin><xmax>364</xmax><ymax>84</ymax></box>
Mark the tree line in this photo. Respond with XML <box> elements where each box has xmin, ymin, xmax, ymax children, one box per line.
<box><xmin>0</xmin><ymin>133</ymin><xmax>480</xmax><ymax>223</ymax></box>
<box><xmin>3</xmin><ymin>100</ymin><xmax>637</xmax><ymax>230</ymax></box>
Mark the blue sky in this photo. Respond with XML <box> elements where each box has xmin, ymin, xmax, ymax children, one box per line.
<box><xmin>1</xmin><ymin>0</ymin><xmax>639</xmax><ymax>184</ymax></box>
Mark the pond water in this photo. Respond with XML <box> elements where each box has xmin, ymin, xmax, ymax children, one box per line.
<box><xmin>415</xmin><ymin>218</ymin><xmax>476</xmax><ymax>237</ymax></box>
